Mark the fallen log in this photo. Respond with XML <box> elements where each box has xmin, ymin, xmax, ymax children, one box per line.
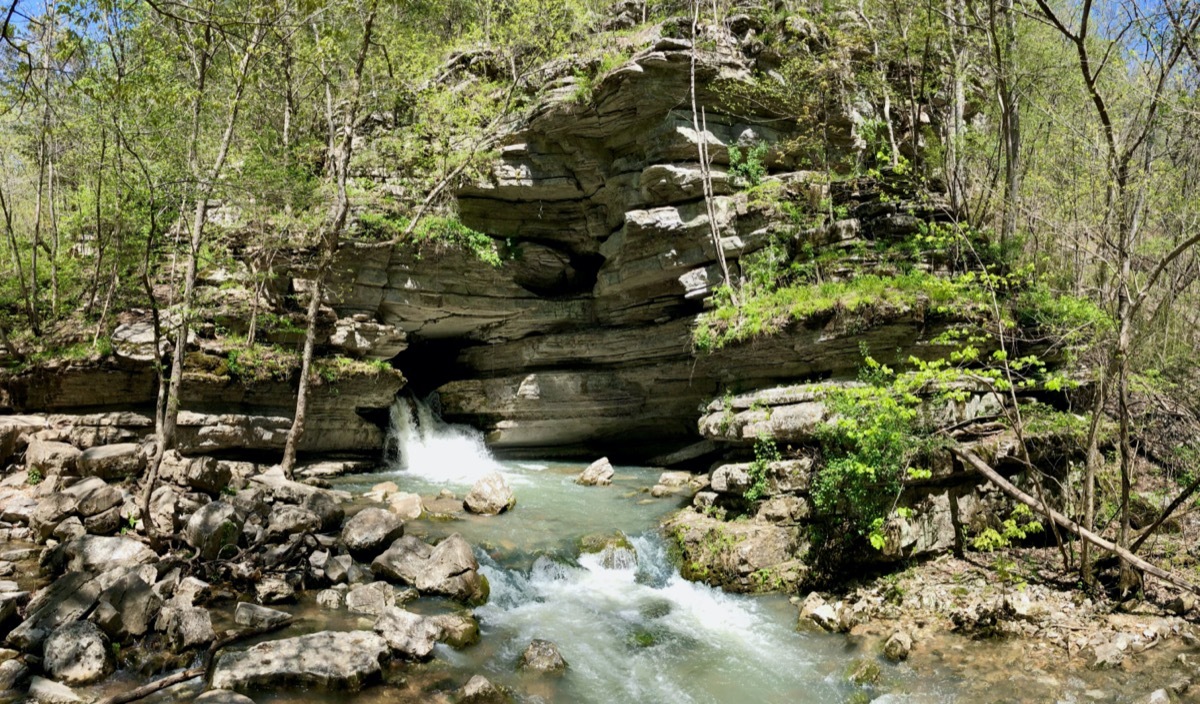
<box><xmin>951</xmin><ymin>447</ymin><xmax>1200</xmax><ymax>597</ymax></box>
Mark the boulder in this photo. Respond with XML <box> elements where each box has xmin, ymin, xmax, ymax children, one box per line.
<box><xmin>92</xmin><ymin>567</ymin><xmax>160</xmax><ymax>640</ymax></box>
<box><xmin>43</xmin><ymin>621</ymin><xmax>111</xmax><ymax>685</ymax></box>
<box><xmin>250</xmin><ymin>467</ymin><xmax>345</xmax><ymax>530</ymax></box>
<box><xmin>194</xmin><ymin>690</ymin><xmax>256</xmax><ymax>704</ymax></box>
<box><xmin>234</xmin><ymin>603</ymin><xmax>291</xmax><ymax>629</ymax></box>
<box><xmin>459</xmin><ymin>674</ymin><xmax>506</xmax><ymax>704</ymax></box>
<box><xmin>111</xmin><ymin>322</ymin><xmax>162</xmax><ymax>363</ymax></box>
<box><xmin>28</xmin><ymin>677</ymin><xmax>85</xmax><ymax>704</ymax></box>
<box><xmin>430</xmin><ymin>612</ymin><xmax>480</xmax><ymax>648</ymax></box>
<box><xmin>345</xmin><ymin>582</ymin><xmax>395</xmax><ymax>616</ymax></box>
<box><xmin>325</xmin><ymin>555</ymin><xmax>354</xmax><ymax>584</ymax></box>
<box><xmin>61</xmin><ymin>478</ymin><xmax>123</xmax><ymax>518</ymax></box>
<box><xmin>7</xmin><ymin>571</ymin><xmax>100</xmax><ymax>650</ymax></box>
<box><xmin>53</xmin><ymin>516</ymin><xmax>86</xmax><ymax>542</ymax></box>
<box><xmin>0</xmin><ymin>658</ymin><xmax>27</xmax><ymax>691</ymax></box>
<box><xmin>26</xmin><ymin>439</ymin><xmax>81</xmax><ymax>477</ymax></box>
<box><xmin>266</xmin><ymin>505</ymin><xmax>321</xmax><ymax>540</ymax></box>
<box><xmin>316</xmin><ymin>589</ymin><xmax>343</xmax><ymax>609</ymax></box>
<box><xmin>255</xmin><ymin>577</ymin><xmax>294</xmax><ymax>605</ymax></box>
<box><xmin>883</xmin><ymin>630</ymin><xmax>912</xmax><ymax>662</ymax></box>
<box><xmin>210</xmin><ymin>630</ymin><xmax>390</xmax><ymax>692</ymax></box>
<box><xmin>386</xmin><ymin>492</ymin><xmax>423</xmax><ymax>521</ymax></box>
<box><xmin>517</xmin><ymin>639</ymin><xmax>568</xmax><ymax>674</ymax></box>
<box><xmin>463</xmin><ymin>472</ymin><xmax>516</xmax><ymax>516</ymax></box>
<box><xmin>341</xmin><ymin>508</ymin><xmax>405</xmax><ymax>558</ymax></box>
<box><xmin>83</xmin><ymin>506</ymin><xmax>123</xmax><ymax>536</ymax></box>
<box><xmin>373</xmin><ymin>607</ymin><xmax>441</xmax><ymax>660</ymax></box>
<box><xmin>165</xmin><ymin>606</ymin><xmax>215</xmax><ymax>650</ymax></box>
<box><xmin>160</xmin><ymin>452</ymin><xmax>230</xmax><ymax>494</ymax></box>
<box><xmin>64</xmin><ymin>535</ymin><xmax>155</xmax><ymax>574</ymax></box>
<box><xmin>148</xmin><ymin>485</ymin><xmax>183</xmax><ymax>534</ymax></box>
<box><xmin>29</xmin><ymin>494</ymin><xmax>78</xmax><ymax>541</ymax></box>
<box><xmin>183</xmin><ymin>501</ymin><xmax>243</xmax><ymax>560</ymax></box>
<box><xmin>371</xmin><ymin>533</ymin><xmax>488</xmax><ymax>604</ymax></box>
<box><xmin>76</xmin><ymin>444</ymin><xmax>144</xmax><ymax>480</ymax></box>
<box><xmin>577</xmin><ymin>457</ymin><xmax>614</xmax><ymax>486</ymax></box>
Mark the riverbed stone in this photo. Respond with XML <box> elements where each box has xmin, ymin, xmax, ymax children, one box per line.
<box><xmin>883</xmin><ymin>630</ymin><xmax>912</xmax><ymax>661</ymax></box>
<box><xmin>234</xmin><ymin>603</ymin><xmax>291</xmax><ymax>629</ymax></box>
<box><xmin>76</xmin><ymin>443</ymin><xmax>144</xmax><ymax>479</ymax></box>
<box><xmin>342</xmin><ymin>508</ymin><xmax>405</xmax><ymax>558</ymax></box>
<box><xmin>28</xmin><ymin>677</ymin><xmax>85</xmax><ymax>704</ymax></box>
<box><xmin>463</xmin><ymin>472</ymin><xmax>516</xmax><ymax>515</ymax></box>
<box><xmin>43</xmin><ymin>621</ymin><xmax>111</xmax><ymax>685</ymax></box>
<box><xmin>29</xmin><ymin>493</ymin><xmax>77</xmax><ymax>541</ymax></box>
<box><xmin>0</xmin><ymin>658</ymin><xmax>27</xmax><ymax>691</ymax></box>
<box><xmin>92</xmin><ymin>567</ymin><xmax>161</xmax><ymax>640</ymax></box>
<box><xmin>346</xmin><ymin>581</ymin><xmax>395</xmax><ymax>616</ymax></box>
<box><xmin>65</xmin><ymin>535</ymin><xmax>156</xmax><ymax>573</ymax></box>
<box><xmin>517</xmin><ymin>639</ymin><xmax>568</xmax><ymax>674</ymax></box>
<box><xmin>373</xmin><ymin>607</ymin><xmax>440</xmax><ymax>660</ymax></box>
<box><xmin>255</xmin><ymin>576</ymin><xmax>294</xmax><ymax>605</ymax></box>
<box><xmin>317</xmin><ymin>589</ymin><xmax>343</xmax><ymax>609</ymax></box>
<box><xmin>160</xmin><ymin>451</ymin><xmax>230</xmax><ymax>494</ymax></box>
<box><xmin>372</xmin><ymin>533</ymin><xmax>488</xmax><ymax>603</ymax></box>
<box><xmin>26</xmin><ymin>439</ymin><xmax>81</xmax><ymax>477</ymax></box>
<box><xmin>184</xmin><ymin>501</ymin><xmax>243</xmax><ymax>560</ymax></box>
<box><xmin>7</xmin><ymin>571</ymin><xmax>99</xmax><ymax>650</ymax></box>
<box><xmin>430</xmin><ymin>612</ymin><xmax>481</xmax><ymax>648</ymax></box>
<box><xmin>459</xmin><ymin>674</ymin><xmax>506</xmax><ymax>704</ymax></box>
<box><xmin>166</xmin><ymin>606</ymin><xmax>215</xmax><ymax>650</ymax></box>
<box><xmin>577</xmin><ymin>457</ymin><xmax>614</xmax><ymax>486</ymax></box>
<box><xmin>60</xmin><ymin>477</ymin><xmax>123</xmax><ymax>518</ymax></box>
<box><xmin>210</xmin><ymin>630</ymin><xmax>390</xmax><ymax>692</ymax></box>
<box><xmin>266</xmin><ymin>504</ymin><xmax>321</xmax><ymax>540</ymax></box>
<box><xmin>387</xmin><ymin>492</ymin><xmax>423</xmax><ymax>521</ymax></box>
<box><xmin>194</xmin><ymin>690</ymin><xmax>257</xmax><ymax>704</ymax></box>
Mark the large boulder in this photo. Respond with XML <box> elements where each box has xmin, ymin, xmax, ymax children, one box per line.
<box><xmin>29</xmin><ymin>494</ymin><xmax>78</xmax><ymax>541</ymax></box>
<box><xmin>76</xmin><ymin>444</ymin><xmax>144</xmax><ymax>480</ymax></box>
<box><xmin>576</xmin><ymin>457</ymin><xmax>614</xmax><ymax>486</ymax></box>
<box><xmin>371</xmin><ymin>534</ymin><xmax>487</xmax><ymax>604</ymax></box>
<box><xmin>373</xmin><ymin>607</ymin><xmax>440</xmax><ymax>660</ymax></box>
<box><xmin>266</xmin><ymin>505</ymin><xmax>321</xmax><ymax>541</ymax></box>
<box><xmin>210</xmin><ymin>630</ymin><xmax>390</xmax><ymax>692</ymax></box>
<box><xmin>165</xmin><ymin>606</ymin><xmax>215</xmax><ymax>650</ymax></box>
<box><xmin>463</xmin><ymin>473</ymin><xmax>516</xmax><ymax>516</ymax></box>
<box><xmin>26</xmin><ymin>438</ymin><xmax>81</xmax><ymax>477</ymax></box>
<box><xmin>64</xmin><ymin>536</ymin><xmax>156</xmax><ymax>573</ymax></box>
<box><xmin>517</xmin><ymin>639</ymin><xmax>568</xmax><ymax>674</ymax></box>
<box><xmin>148</xmin><ymin>485</ymin><xmax>183</xmax><ymax>534</ymax></box>
<box><xmin>341</xmin><ymin>508</ymin><xmax>405</xmax><ymax>558</ymax></box>
<box><xmin>60</xmin><ymin>478</ymin><xmax>124</xmax><ymax>518</ymax></box>
<box><xmin>7</xmin><ymin>571</ymin><xmax>100</xmax><ymax>650</ymax></box>
<box><xmin>42</xmin><ymin>621</ymin><xmax>111</xmax><ymax>685</ymax></box>
<box><xmin>183</xmin><ymin>501</ymin><xmax>243</xmax><ymax>560</ymax></box>
<box><xmin>250</xmin><ymin>467</ymin><xmax>345</xmax><ymax>529</ymax></box>
<box><xmin>92</xmin><ymin>567</ymin><xmax>161</xmax><ymax>640</ymax></box>
<box><xmin>160</xmin><ymin>451</ymin><xmax>230</xmax><ymax>494</ymax></box>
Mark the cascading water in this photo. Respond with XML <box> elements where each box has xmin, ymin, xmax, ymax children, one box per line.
<box><xmin>384</xmin><ymin>395</ymin><xmax>505</xmax><ymax>484</ymax></box>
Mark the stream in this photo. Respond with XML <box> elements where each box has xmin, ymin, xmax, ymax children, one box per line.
<box><xmin>84</xmin><ymin>400</ymin><xmax>1191</xmax><ymax>703</ymax></box>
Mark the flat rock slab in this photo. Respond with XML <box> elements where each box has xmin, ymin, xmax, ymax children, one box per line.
<box><xmin>211</xmin><ymin>630</ymin><xmax>389</xmax><ymax>692</ymax></box>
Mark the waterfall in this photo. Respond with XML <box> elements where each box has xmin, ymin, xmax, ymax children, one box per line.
<box><xmin>384</xmin><ymin>395</ymin><xmax>503</xmax><ymax>484</ymax></box>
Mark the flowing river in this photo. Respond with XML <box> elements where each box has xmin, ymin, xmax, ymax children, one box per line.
<box><xmin>92</xmin><ymin>399</ymin><xmax>1188</xmax><ymax>704</ymax></box>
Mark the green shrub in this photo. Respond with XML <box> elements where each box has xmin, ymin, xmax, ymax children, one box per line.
<box><xmin>728</xmin><ymin>141</ymin><xmax>769</xmax><ymax>188</ymax></box>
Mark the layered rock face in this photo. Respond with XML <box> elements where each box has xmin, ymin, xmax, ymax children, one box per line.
<box><xmin>328</xmin><ymin>28</ymin><xmax>961</xmax><ymax>459</ymax></box>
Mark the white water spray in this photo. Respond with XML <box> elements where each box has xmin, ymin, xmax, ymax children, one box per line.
<box><xmin>384</xmin><ymin>395</ymin><xmax>505</xmax><ymax>485</ymax></box>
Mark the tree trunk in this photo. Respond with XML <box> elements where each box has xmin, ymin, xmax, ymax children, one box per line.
<box><xmin>280</xmin><ymin>1</ymin><xmax>378</xmax><ymax>475</ymax></box>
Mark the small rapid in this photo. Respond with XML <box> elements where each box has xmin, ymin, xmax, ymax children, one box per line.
<box><xmin>333</xmin><ymin>397</ymin><xmax>857</xmax><ymax>702</ymax></box>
